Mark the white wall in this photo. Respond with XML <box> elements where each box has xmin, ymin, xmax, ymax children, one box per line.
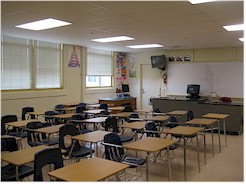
<box><xmin>1</xmin><ymin>46</ymin><xmax>243</xmax><ymax>118</ymax></box>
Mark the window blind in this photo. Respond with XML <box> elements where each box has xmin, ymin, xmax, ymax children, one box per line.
<box><xmin>35</xmin><ymin>41</ymin><xmax>61</xmax><ymax>88</ymax></box>
<box><xmin>1</xmin><ymin>36</ymin><xmax>32</xmax><ymax>90</ymax></box>
<box><xmin>86</xmin><ymin>48</ymin><xmax>112</xmax><ymax>76</ymax></box>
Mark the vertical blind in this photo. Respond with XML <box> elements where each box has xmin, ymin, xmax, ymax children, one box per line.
<box><xmin>86</xmin><ymin>48</ymin><xmax>112</xmax><ymax>76</ymax></box>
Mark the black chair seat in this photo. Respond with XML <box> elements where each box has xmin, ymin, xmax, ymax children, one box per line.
<box><xmin>123</xmin><ymin>157</ymin><xmax>146</xmax><ymax>168</ymax></box>
<box><xmin>70</xmin><ymin>146</ymin><xmax>94</xmax><ymax>158</ymax></box>
<box><xmin>1</xmin><ymin>164</ymin><xmax>34</xmax><ymax>181</ymax></box>
<box><xmin>119</xmin><ymin>135</ymin><xmax>134</xmax><ymax>143</ymax></box>
<box><xmin>7</xmin><ymin>132</ymin><xmax>27</xmax><ymax>138</ymax></box>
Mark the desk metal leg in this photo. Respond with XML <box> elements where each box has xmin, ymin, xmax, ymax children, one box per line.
<box><xmin>16</xmin><ymin>166</ymin><xmax>19</xmax><ymax>181</ymax></box>
<box><xmin>146</xmin><ymin>152</ymin><xmax>150</xmax><ymax>181</ymax></box>
<box><xmin>223</xmin><ymin>119</ymin><xmax>227</xmax><ymax>146</ymax></box>
<box><xmin>211</xmin><ymin>124</ymin><xmax>214</xmax><ymax>157</ymax></box>
<box><xmin>183</xmin><ymin>138</ymin><xmax>187</xmax><ymax>181</ymax></box>
<box><xmin>167</xmin><ymin>147</ymin><xmax>172</xmax><ymax>181</ymax></box>
<box><xmin>203</xmin><ymin>130</ymin><xmax>206</xmax><ymax>165</ymax></box>
<box><xmin>217</xmin><ymin>120</ymin><xmax>221</xmax><ymax>153</ymax></box>
<box><xmin>196</xmin><ymin>134</ymin><xmax>200</xmax><ymax>173</ymax></box>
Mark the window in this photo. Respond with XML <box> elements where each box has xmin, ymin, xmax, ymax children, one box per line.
<box><xmin>1</xmin><ymin>35</ymin><xmax>62</xmax><ymax>90</ymax></box>
<box><xmin>86</xmin><ymin>48</ymin><xmax>113</xmax><ymax>87</ymax></box>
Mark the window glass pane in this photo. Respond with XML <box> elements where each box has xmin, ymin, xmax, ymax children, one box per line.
<box><xmin>35</xmin><ymin>41</ymin><xmax>61</xmax><ymax>88</ymax></box>
<box><xmin>86</xmin><ymin>76</ymin><xmax>111</xmax><ymax>87</ymax></box>
<box><xmin>1</xmin><ymin>36</ymin><xmax>32</xmax><ymax>90</ymax></box>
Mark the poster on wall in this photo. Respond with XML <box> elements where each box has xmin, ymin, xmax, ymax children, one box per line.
<box><xmin>116</xmin><ymin>52</ymin><xmax>127</xmax><ymax>93</ymax></box>
<box><xmin>116</xmin><ymin>52</ymin><xmax>127</xmax><ymax>81</ymax></box>
<box><xmin>128</xmin><ymin>53</ymin><xmax>137</xmax><ymax>78</ymax></box>
<box><xmin>68</xmin><ymin>45</ymin><xmax>80</xmax><ymax>67</ymax></box>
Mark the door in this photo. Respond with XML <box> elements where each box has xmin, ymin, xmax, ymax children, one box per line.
<box><xmin>141</xmin><ymin>64</ymin><xmax>162</xmax><ymax>109</ymax></box>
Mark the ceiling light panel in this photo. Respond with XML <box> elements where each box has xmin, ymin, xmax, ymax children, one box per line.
<box><xmin>15</xmin><ymin>18</ymin><xmax>72</xmax><ymax>31</ymax></box>
<box><xmin>188</xmin><ymin>0</ymin><xmax>217</xmax><ymax>4</ymax></box>
<box><xmin>127</xmin><ymin>44</ymin><xmax>163</xmax><ymax>49</ymax></box>
<box><xmin>92</xmin><ymin>36</ymin><xmax>135</xmax><ymax>43</ymax></box>
<box><xmin>223</xmin><ymin>24</ymin><xmax>244</xmax><ymax>31</ymax></box>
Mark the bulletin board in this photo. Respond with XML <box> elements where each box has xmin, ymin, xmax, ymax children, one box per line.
<box><xmin>167</xmin><ymin>61</ymin><xmax>243</xmax><ymax>98</ymax></box>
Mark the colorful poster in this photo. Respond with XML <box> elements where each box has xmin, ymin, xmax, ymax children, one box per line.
<box><xmin>116</xmin><ymin>52</ymin><xmax>127</xmax><ymax>81</ymax></box>
<box><xmin>68</xmin><ymin>46</ymin><xmax>80</xmax><ymax>67</ymax></box>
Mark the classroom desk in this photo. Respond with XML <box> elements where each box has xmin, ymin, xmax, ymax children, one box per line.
<box><xmin>26</xmin><ymin>111</ymin><xmax>44</xmax><ymax>120</ymax></box>
<box><xmin>30</xmin><ymin>124</ymin><xmax>63</xmax><ymax>145</ymax></box>
<box><xmin>162</xmin><ymin>126</ymin><xmax>204</xmax><ymax>181</ymax></box>
<box><xmin>71</xmin><ymin>130</ymin><xmax>111</xmax><ymax>157</ymax></box>
<box><xmin>72</xmin><ymin>117</ymin><xmax>107</xmax><ymax>131</ymax></box>
<box><xmin>108</xmin><ymin>106</ymin><xmax>125</xmax><ymax>113</ymax></box>
<box><xmin>123</xmin><ymin>137</ymin><xmax>177</xmax><ymax>181</ymax></box>
<box><xmin>62</xmin><ymin>102</ymin><xmax>79</xmax><ymax>107</ymax></box>
<box><xmin>143</xmin><ymin>115</ymin><xmax>169</xmax><ymax>131</ymax></box>
<box><xmin>119</xmin><ymin>121</ymin><xmax>146</xmax><ymax>140</ymax></box>
<box><xmin>54</xmin><ymin>107</ymin><xmax>76</xmax><ymax>113</ymax></box>
<box><xmin>134</xmin><ymin>109</ymin><xmax>153</xmax><ymax>118</ymax></box>
<box><xmin>166</xmin><ymin>110</ymin><xmax>188</xmax><ymax>121</ymax></box>
<box><xmin>86</xmin><ymin>103</ymin><xmax>100</xmax><ymax>109</ymax></box>
<box><xmin>202</xmin><ymin>113</ymin><xmax>229</xmax><ymax>151</ymax></box>
<box><xmin>47</xmin><ymin>113</ymin><xmax>76</xmax><ymax>124</ymax></box>
<box><xmin>48</xmin><ymin>157</ymin><xmax>129</xmax><ymax>181</ymax></box>
<box><xmin>186</xmin><ymin>118</ymin><xmax>218</xmax><ymax>159</ymax></box>
<box><xmin>83</xmin><ymin>109</ymin><xmax>112</xmax><ymax>118</ymax></box>
<box><xmin>1</xmin><ymin>145</ymin><xmax>52</xmax><ymax>181</ymax></box>
<box><xmin>5</xmin><ymin>120</ymin><xmax>34</xmax><ymax>136</ymax></box>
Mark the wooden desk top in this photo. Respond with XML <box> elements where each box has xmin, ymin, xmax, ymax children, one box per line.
<box><xmin>32</xmin><ymin>124</ymin><xmax>64</xmax><ymax>134</ymax></box>
<box><xmin>84</xmin><ymin>109</ymin><xmax>111</xmax><ymax>114</ymax></box>
<box><xmin>110</xmin><ymin>112</ymin><xmax>133</xmax><ymax>118</ymax></box>
<box><xmin>1</xmin><ymin>145</ymin><xmax>51</xmax><ymax>166</ymax></box>
<box><xmin>134</xmin><ymin>109</ymin><xmax>153</xmax><ymax>113</ymax></box>
<box><xmin>48</xmin><ymin>157</ymin><xmax>129</xmax><ymax>181</ymax></box>
<box><xmin>52</xmin><ymin>113</ymin><xmax>77</xmax><ymax>119</ymax></box>
<box><xmin>186</xmin><ymin>118</ymin><xmax>218</xmax><ymax>125</ymax></box>
<box><xmin>162</xmin><ymin>126</ymin><xmax>204</xmax><ymax>136</ymax></box>
<box><xmin>5</xmin><ymin>120</ymin><xmax>35</xmax><ymax>128</ymax></box>
<box><xmin>62</xmin><ymin>102</ymin><xmax>79</xmax><ymax>107</ymax></box>
<box><xmin>108</xmin><ymin>106</ymin><xmax>125</xmax><ymax>111</ymax></box>
<box><xmin>119</xmin><ymin>121</ymin><xmax>146</xmax><ymax>130</ymax></box>
<box><xmin>71</xmin><ymin>130</ymin><xmax>111</xmax><ymax>143</ymax></box>
<box><xmin>54</xmin><ymin>107</ymin><xmax>76</xmax><ymax>111</ymax></box>
<box><xmin>166</xmin><ymin>110</ymin><xmax>188</xmax><ymax>116</ymax></box>
<box><xmin>1</xmin><ymin>135</ymin><xmax>22</xmax><ymax>141</ymax></box>
<box><xmin>26</xmin><ymin>111</ymin><xmax>44</xmax><ymax>116</ymax></box>
<box><xmin>144</xmin><ymin>115</ymin><xmax>169</xmax><ymax>122</ymax></box>
<box><xmin>124</xmin><ymin>137</ymin><xmax>177</xmax><ymax>152</ymax></box>
<box><xmin>202</xmin><ymin>113</ymin><xmax>229</xmax><ymax>119</ymax></box>
<box><xmin>73</xmin><ymin>117</ymin><xmax>107</xmax><ymax>123</ymax></box>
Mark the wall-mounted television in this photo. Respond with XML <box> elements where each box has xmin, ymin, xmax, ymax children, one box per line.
<box><xmin>151</xmin><ymin>55</ymin><xmax>166</xmax><ymax>69</ymax></box>
<box><xmin>187</xmin><ymin>84</ymin><xmax>200</xmax><ymax>99</ymax></box>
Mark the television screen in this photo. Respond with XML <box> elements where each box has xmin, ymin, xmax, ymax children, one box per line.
<box><xmin>122</xmin><ymin>84</ymin><xmax>129</xmax><ymax>93</ymax></box>
<box><xmin>187</xmin><ymin>84</ymin><xmax>200</xmax><ymax>96</ymax></box>
<box><xmin>151</xmin><ymin>55</ymin><xmax>166</xmax><ymax>69</ymax></box>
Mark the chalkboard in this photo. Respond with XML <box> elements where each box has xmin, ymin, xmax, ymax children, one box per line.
<box><xmin>167</xmin><ymin>62</ymin><xmax>243</xmax><ymax>98</ymax></box>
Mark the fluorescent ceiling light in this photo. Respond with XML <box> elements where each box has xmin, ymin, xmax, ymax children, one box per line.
<box><xmin>223</xmin><ymin>24</ymin><xmax>244</xmax><ymax>31</ymax></box>
<box><xmin>188</xmin><ymin>0</ymin><xmax>217</xmax><ymax>4</ymax></box>
<box><xmin>127</xmin><ymin>44</ymin><xmax>163</xmax><ymax>49</ymax></box>
<box><xmin>239</xmin><ymin>38</ymin><xmax>244</xmax><ymax>42</ymax></box>
<box><xmin>15</xmin><ymin>18</ymin><xmax>72</xmax><ymax>31</ymax></box>
<box><xmin>92</xmin><ymin>36</ymin><xmax>135</xmax><ymax>43</ymax></box>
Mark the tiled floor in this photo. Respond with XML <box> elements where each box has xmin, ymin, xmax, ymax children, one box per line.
<box><xmin>19</xmin><ymin>126</ymin><xmax>243</xmax><ymax>182</ymax></box>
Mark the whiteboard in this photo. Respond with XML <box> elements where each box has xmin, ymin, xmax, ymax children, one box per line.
<box><xmin>167</xmin><ymin>62</ymin><xmax>243</xmax><ymax>98</ymax></box>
